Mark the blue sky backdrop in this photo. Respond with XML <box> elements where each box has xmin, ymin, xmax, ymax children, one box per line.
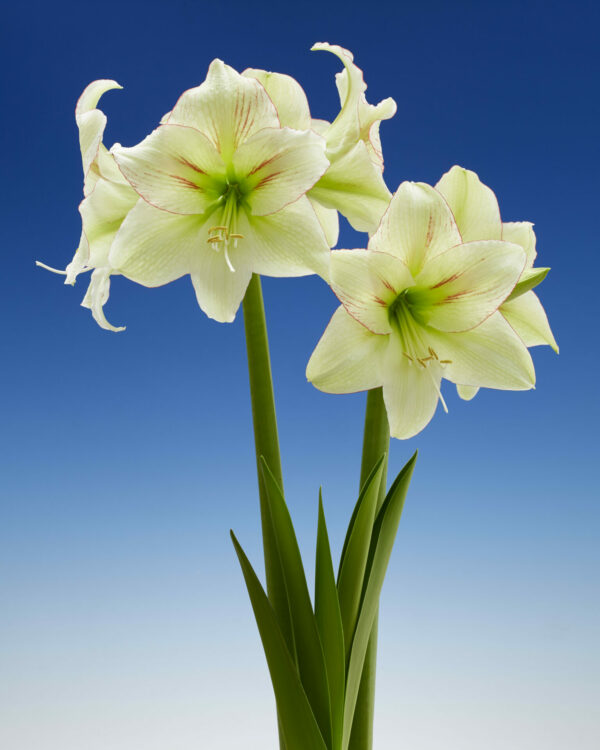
<box><xmin>1</xmin><ymin>1</ymin><xmax>598</xmax><ymax>748</ymax></box>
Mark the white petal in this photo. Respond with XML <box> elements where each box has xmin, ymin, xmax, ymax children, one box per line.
<box><xmin>234</xmin><ymin>127</ymin><xmax>328</xmax><ymax>216</ymax></box>
<box><xmin>502</xmin><ymin>221</ymin><xmax>537</xmax><ymax>268</ymax></box>
<box><xmin>415</xmin><ymin>240</ymin><xmax>526</xmax><ymax>332</ymax></box>
<box><xmin>242</xmin><ymin>69</ymin><xmax>311</xmax><ymax>129</ymax></box>
<box><xmin>75</xmin><ymin>80</ymin><xmax>122</xmax><ymax>187</ymax></box>
<box><xmin>306</xmin><ymin>305</ymin><xmax>387</xmax><ymax>393</ymax></box>
<box><xmin>169</xmin><ymin>59</ymin><xmax>279</xmax><ymax>161</ymax></box>
<box><xmin>109</xmin><ymin>199</ymin><xmax>204</xmax><ymax>286</ymax></box>
<box><xmin>435</xmin><ymin>165</ymin><xmax>502</xmax><ymax>242</ymax></box>
<box><xmin>382</xmin><ymin>334</ymin><xmax>443</xmax><ymax>439</ymax></box>
<box><xmin>113</xmin><ymin>124</ymin><xmax>226</xmax><ymax>214</ymax></box>
<box><xmin>330</xmin><ymin>249</ymin><xmax>415</xmax><ymax>334</ymax></box>
<box><xmin>309</xmin><ymin>140</ymin><xmax>391</xmax><ymax>234</ymax></box>
<box><xmin>190</xmin><ymin>252</ymin><xmax>252</xmax><ymax>323</ymax></box>
<box><xmin>427</xmin><ymin>311</ymin><xmax>536</xmax><ymax>391</ymax></box>
<box><xmin>456</xmin><ymin>384</ymin><xmax>479</xmax><ymax>400</ymax></box>
<box><xmin>369</xmin><ymin>182</ymin><xmax>462</xmax><ymax>275</ymax></box>
<box><xmin>80</xmin><ymin>267</ymin><xmax>125</xmax><ymax>332</ymax></box>
<box><xmin>239</xmin><ymin>195</ymin><xmax>330</xmax><ymax>280</ymax></box>
<box><xmin>309</xmin><ymin>198</ymin><xmax>339</xmax><ymax>247</ymax></box>
<box><xmin>501</xmin><ymin>290</ymin><xmax>559</xmax><ymax>352</ymax></box>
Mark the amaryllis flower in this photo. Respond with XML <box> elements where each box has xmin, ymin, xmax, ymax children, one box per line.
<box><xmin>243</xmin><ymin>42</ymin><xmax>396</xmax><ymax>246</ymax></box>
<box><xmin>109</xmin><ymin>59</ymin><xmax>331</xmax><ymax>323</ymax></box>
<box><xmin>37</xmin><ymin>80</ymin><xmax>138</xmax><ymax>331</ymax></box>
<box><xmin>306</xmin><ymin>182</ymin><xmax>536</xmax><ymax>439</ymax></box>
<box><xmin>435</xmin><ymin>166</ymin><xmax>558</xmax><ymax>399</ymax></box>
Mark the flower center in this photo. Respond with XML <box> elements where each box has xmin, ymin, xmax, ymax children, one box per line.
<box><xmin>207</xmin><ymin>182</ymin><xmax>246</xmax><ymax>273</ymax></box>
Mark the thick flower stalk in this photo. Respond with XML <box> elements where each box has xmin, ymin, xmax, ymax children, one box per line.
<box><xmin>307</xmin><ymin>180</ymin><xmax>537</xmax><ymax>439</ymax></box>
<box><xmin>109</xmin><ymin>59</ymin><xmax>331</xmax><ymax>323</ymax></box>
<box><xmin>37</xmin><ymin>80</ymin><xmax>139</xmax><ymax>331</ymax></box>
<box><xmin>244</xmin><ymin>43</ymin><xmax>396</xmax><ymax>246</ymax></box>
<box><xmin>435</xmin><ymin>165</ymin><xmax>558</xmax><ymax>399</ymax></box>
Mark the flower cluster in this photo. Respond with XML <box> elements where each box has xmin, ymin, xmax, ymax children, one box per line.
<box><xmin>40</xmin><ymin>43</ymin><xmax>557</xmax><ymax>437</ymax></box>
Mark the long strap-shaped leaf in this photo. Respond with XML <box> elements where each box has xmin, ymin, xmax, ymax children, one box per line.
<box><xmin>342</xmin><ymin>452</ymin><xmax>417</xmax><ymax>750</ymax></box>
<box><xmin>337</xmin><ymin>457</ymin><xmax>385</xmax><ymax>662</ymax></box>
<box><xmin>231</xmin><ymin>532</ymin><xmax>329</xmax><ymax>750</ymax></box>
<box><xmin>261</xmin><ymin>459</ymin><xmax>333</xmax><ymax>748</ymax></box>
<box><xmin>315</xmin><ymin>493</ymin><xmax>345</xmax><ymax>750</ymax></box>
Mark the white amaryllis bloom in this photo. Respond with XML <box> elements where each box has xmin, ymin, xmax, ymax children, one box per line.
<box><xmin>243</xmin><ymin>42</ymin><xmax>396</xmax><ymax>246</ymax></box>
<box><xmin>306</xmin><ymin>182</ymin><xmax>536</xmax><ymax>439</ymax></box>
<box><xmin>435</xmin><ymin>166</ymin><xmax>558</xmax><ymax>400</ymax></box>
<box><xmin>109</xmin><ymin>60</ymin><xmax>331</xmax><ymax>323</ymax></box>
<box><xmin>37</xmin><ymin>80</ymin><xmax>138</xmax><ymax>331</ymax></box>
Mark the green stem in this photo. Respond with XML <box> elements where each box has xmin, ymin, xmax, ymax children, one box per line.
<box><xmin>349</xmin><ymin>387</ymin><xmax>390</xmax><ymax>750</ymax></box>
<box><xmin>242</xmin><ymin>274</ymin><xmax>290</xmax><ymax>750</ymax></box>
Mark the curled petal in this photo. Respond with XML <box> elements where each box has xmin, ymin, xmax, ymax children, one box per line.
<box><xmin>501</xmin><ymin>290</ymin><xmax>559</xmax><ymax>352</ymax></box>
<box><xmin>435</xmin><ymin>166</ymin><xmax>502</xmax><ymax>242</ymax></box>
<box><xmin>235</xmin><ymin>127</ymin><xmax>329</xmax><ymax>216</ymax></box>
<box><xmin>243</xmin><ymin>69</ymin><xmax>311</xmax><ymax>129</ymax></box>
<box><xmin>415</xmin><ymin>240</ymin><xmax>526</xmax><ymax>332</ymax></box>
<box><xmin>427</xmin><ymin>311</ymin><xmax>536</xmax><ymax>391</ymax></box>
<box><xmin>309</xmin><ymin>198</ymin><xmax>339</xmax><ymax>247</ymax></box>
<box><xmin>81</xmin><ymin>267</ymin><xmax>125</xmax><ymax>332</ymax></box>
<box><xmin>382</xmin><ymin>335</ymin><xmax>443</xmax><ymax>439</ymax></box>
<box><xmin>113</xmin><ymin>124</ymin><xmax>226</xmax><ymax>215</ymax></box>
<box><xmin>502</xmin><ymin>221</ymin><xmax>537</xmax><ymax>268</ymax></box>
<box><xmin>306</xmin><ymin>305</ymin><xmax>387</xmax><ymax>393</ymax></box>
<box><xmin>369</xmin><ymin>182</ymin><xmax>462</xmax><ymax>275</ymax></box>
<box><xmin>330</xmin><ymin>249</ymin><xmax>414</xmax><ymax>334</ymax></box>
<box><xmin>169</xmin><ymin>59</ymin><xmax>279</xmax><ymax>161</ymax></box>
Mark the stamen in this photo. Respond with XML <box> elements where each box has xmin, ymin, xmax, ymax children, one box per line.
<box><xmin>440</xmin><ymin>359</ymin><xmax>452</xmax><ymax>364</ymax></box>
<box><xmin>36</xmin><ymin>260</ymin><xmax>67</xmax><ymax>276</ymax></box>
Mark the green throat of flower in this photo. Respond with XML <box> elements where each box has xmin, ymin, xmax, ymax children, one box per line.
<box><xmin>207</xmin><ymin>181</ymin><xmax>248</xmax><ymax>273</ymax></box>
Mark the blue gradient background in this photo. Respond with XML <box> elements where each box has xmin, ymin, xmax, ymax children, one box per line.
<box><xmin>2</xmin><ymin>1</ymin><xmax>598</xmax><ymax>748</ymax></box>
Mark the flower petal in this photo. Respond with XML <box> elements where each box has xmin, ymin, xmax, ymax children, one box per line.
<box><xmin>112</xmin><ymin>124</ymin><xmax>226</xmax><ymax>214</ymax></box>
<box><xmin>368</xmin><ymin>182</ymin><xmax>462</xmax><ymax>275</ymax></box>
<box><xmin>415</xmin><ymin>240</ymin><xmax>526</xmax><ymax>332</ymax></box>
<box><xmin>456</xmin><ymin>384</ymin><xmax>479</xmax><ymax>400</ymax></box>
<box><xmin>80</xmin><ymin>267</ymin><xmax>125</xmax><ymax>332</ymax></box>
<box><xmin>330</xmin><ymin>249</ymin><xmax>415</xmax><ymax>334</ymax></box>
<box><xmin>501</xmin><ymin>290</ymin><xmax>559</xmax><ymax>352</ymax></box>
<box><xmin>189</xmin><ymin>250</ymin><xmax>253</xmax><ymax>323</ymax></box>
<box><xmin>309</xmin><ymin>140</ymin><xmax>391</xmax><ymax>234</ymax></box>
<box><xmin>169</xmin><ymin>59</ymin><xmax>279</xmax><ymax>161</ymax></box>
<box><xmin>427</xmin><ymin>311</ymin><xmax>536</xmax><ymax>390</ymax></box>
<box><xmin>234</xmin><ymin>127</ymin><xmax>328</xmax><ymax>216</ymax></box>
<box><xmin>309</xmin><ymin>197</ymin><xmax>339</xmax><ymax>247</ymax></box>
<box><xmin>435</xmin><ymin>166</ymin><xmax>502</xmax><ymax>242</ymax></box>
<box><xmin>76</xmin><ymin>80</ymin><xmax>122</xmax><ymax>183</ymax></box>
<box><xmin>502</xmin><ymin>221</ymin><xmax>537</xmax><ymax>268</ymax></box>
<box><xmin>306</xmin><ymin>305</ymin><xmax>387</xmax><ymax>393</ymax></box>
<box><xmin>109</xmin><ymin>199</ymin><xmax>204</xmax><ymax>286</ymax></box>
<box><xmin>238</xmin><ymin>195</ymin><xmax>330</xmax><ymax>280</ymax></box>
<box><xmin>242</xmin><ymin>69</ymin><xmax>311</xmax><ymax>129</ymax></box>
<box><xmin>382</xmin><ymin>334</ymin><xmax>443</xmax><ymax>439</ymax></box>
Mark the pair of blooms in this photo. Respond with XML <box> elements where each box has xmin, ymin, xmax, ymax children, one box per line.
<box><xmin>41</xmin><ymin>43</ymin><xmax>557</xmax><ymax>439</ymax></box>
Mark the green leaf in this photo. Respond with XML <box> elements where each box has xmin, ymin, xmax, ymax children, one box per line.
<box><xmin>231</xmin><ymin>532</ymin><xmax>328</xmax><ymax>750</ymax></box>
<box><xmin>506</xmin><ymin>266</ymin><xmax>550</xmax><ymax>301</ymax></box>
<box><xmin>342</xmin><ymin>452</ymin><xmax>417</xmax><ymax>750</ymax></box>
<box><xmin>261</xmin><ymin>459</ymin><xmax>332</xmax><ymax>748</ymax></box>
<box><xmin>315</xmin><ymin>492</ymin><xmax>345</xmax><ymax>750</ymax></box>
<box><xmin>337</xmin><ymin>456</ymin><xmax>385</xmax><ymax>660</ymax></box>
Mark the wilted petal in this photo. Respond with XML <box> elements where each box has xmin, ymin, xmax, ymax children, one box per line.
<box><xmin>382</xmin><ymin>335</ymin><xmax>443</xmax><ymax>439</ymax></box>
<box><xmin>113</xmin><ymin>124</ymin><xmax>226</xmax><ymax>214</ymax></box>
<box><xmin>306</xmin><ymin>305</ymin><xmax>387</xmax><ymax>393</ymax></box>
<box><xmin>502</xmin><ymin>290</ymin><xmax>559</xmax><ymax>352</ymax></box>
<box><xmin>240</xmin><ymin>196</ymin><xmax>330</xmax><ymax>279</ymax></box>
<box><xmin>427</xmin><ymin>311</ymin><xmax>535</xmax><ymax>391</ymax></box>
<box><xmin>330</xmin><ymin>249</ymin><xmax>414</xmax><ymax>334</ymax></box>
<box><xmin>435</xmin><ymin>166</ymin><xmax>502</xmax><ymax>242</ymax></box>
<box><xmin>309</xmin><ymin>140</ymin><xmax>391</xmax><ymax>234</ymax></box>
<box><xmin>76</xmin><ymin>80</ymin><xmax>122</xmax><ymax>191</ymax></box>
<box><xmin>369</xmin><ymin>182</ymin><xmax>462</xmax><ymax>275</ymax></box>
<box><xmin>502</xmin><ymin>221</ymin><xmax>537</xmax><ymax>268</ymax></box>
<box><xmin>243</xmin><ymin>69</ymin><xmax>311</xmax><ymax>129</ymax></box>
<box><xmin>81</xmin><ymin>267</ymin><xmax>125</xmax><ymax>332</ymax></box>
<box><xmin>169</xmin><ymin>59</ymin><xmax>279</xmax><ymax>161</ymax></box>
<box><xmin>415</xmin><ymin>240</ymin><xmax>526</xmax><ymax>332</ymax></box>
<box><xmin>234</xmin><ymin>127</ymin><xmax>328</xmax><ymax>215</ymax></box>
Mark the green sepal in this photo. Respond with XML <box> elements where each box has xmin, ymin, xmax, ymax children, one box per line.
<box><xmin>506</xmin><ymin>266</ymin><xmax>550</xmax><ymax>302</ymax></box>
<box><xmin>231</xmin><ymin>531</ymin><xmax>329</xmax><ymax>750</ymax></box>
<box><xmin>315</xmin><ymin>492</ymin><xmax>346</xmax><ymax>750</ymax></box>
